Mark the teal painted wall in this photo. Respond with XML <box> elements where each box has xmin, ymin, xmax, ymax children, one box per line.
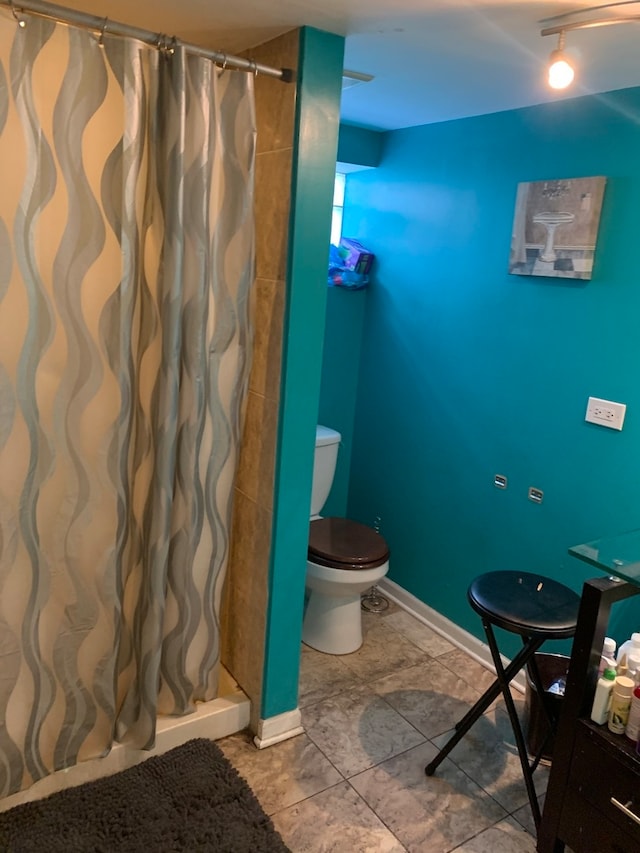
<box><xmin>336</xmin><ymin>87</ymin><xmax>640</xmax><ymax>652</ymax></box>
<box><xmin>318</xmin><ymin>286</ymin><xmax>367</xmax><ymax>517</ymax></box>
<box><xmin>337</xmin><ymin>124</ymin><xmax>383</xmax><ymax>168</ymax></box>
<box><xmin>261</xmin><ymin>27</ymin><xmax>345</xmax><ymax>719</ymax></box>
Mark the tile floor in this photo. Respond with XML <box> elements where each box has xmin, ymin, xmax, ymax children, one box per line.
<box><xmin>219</xmin><ymin>601</ymin><xmax>548</xmax><ymax>852</ymax></box>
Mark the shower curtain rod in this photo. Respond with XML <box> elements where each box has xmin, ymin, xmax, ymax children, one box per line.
<box><xmin>0</xmin><ymin>0</ymin><xmax>294</xmax><ymax>81</ymax></box>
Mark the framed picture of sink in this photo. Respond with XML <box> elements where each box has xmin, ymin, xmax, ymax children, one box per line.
<box><xmin>508</xmin><ymin>176</ymin><xmax>606</xmax><ymax>280</ymax></box>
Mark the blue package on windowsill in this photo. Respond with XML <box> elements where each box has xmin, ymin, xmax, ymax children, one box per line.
<box><xmin>339</xmin><ymin>238</ymin><xmax>375</xmax><ymax>275</ymax></box>
<box><xmin>327</xmin><ymin>244</ymin><xmax>370</xmax><ymax>289</ymax></box>
<box><xmin>327</xmin><ymin>268</ymin><xmax>369</xmax><ymax>289</ymax></box>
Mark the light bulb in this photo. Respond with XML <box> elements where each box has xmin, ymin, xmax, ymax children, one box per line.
<box><xmin>548</xmin><ymin>54</ymin><xmax>575</xmax><ymax>90</ymax></box>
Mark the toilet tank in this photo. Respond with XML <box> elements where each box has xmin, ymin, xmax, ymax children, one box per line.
<box><xmin>311</xmin><ymin>426</ymin><xmax>341</xmax><ymax>518</ymax></box>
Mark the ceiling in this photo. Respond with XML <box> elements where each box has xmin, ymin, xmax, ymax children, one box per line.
<box><xmin>32</xmin><ymin>0</ymin><xmax>640</xmax><ymax>130</ymax></box>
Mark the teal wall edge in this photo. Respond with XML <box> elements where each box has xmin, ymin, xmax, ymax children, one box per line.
<box><xmin>261</xmin><ymin>27</ymin><xmax>345</xmax><ymax>719</ymax></box>
<box><xmin>318</xmin><ymin>287</ymin><xmax>367</xmax><ymax>519</ymax></box>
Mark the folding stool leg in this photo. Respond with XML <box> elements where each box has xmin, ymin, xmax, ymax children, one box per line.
<box><xmin>425</xmin><ymin>630</ymin><xmax>544</xmax><ymax>779</ymax></box>
<box><xmin>483</xmin><ymin>620</ymin><xmax>542</xmax><ymax>828</ymax></box>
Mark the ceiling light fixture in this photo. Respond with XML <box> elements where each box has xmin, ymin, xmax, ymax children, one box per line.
<box><xmin>540</xmin><ymin>1</ymin><xmax>640</xmax><ymax>91</ymax></box>
<box><xmin>547</xmin><ymin>31</ymin><xmax>575</xmax><ymax>90</ymax></box>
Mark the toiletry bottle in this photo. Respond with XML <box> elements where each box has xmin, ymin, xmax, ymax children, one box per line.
<box><xmin>590</xmin><ymin>666</ymin><xmax>617</xmax><ymax>725</ymax></box>
<box><xmin>617</xmin><ymin>653</ymin><xmax>629</xmax><ymax>678</ymax></box>
<box><xmin>599</xmin><ymin>637</ymin><xmax>617</xmax><ymax>676</ymax></box>
<box><xmin>625</xmin><ymin>679</ymin><xmax>640</xmax><ymax>742</ymax></box>
<box><xmin>608</xmin><ymin>675</ymin><xmax>635</xmax><ymax>734</ymax></box>
<box><xmin>628</xmin><ymin>655</ymin><xmax>640</xmax><ymax>683</ymax></box>
<box><xmin>617</xmin><ymin>632</ymin><xmax>640</xmax><ymax>665</ymax></box>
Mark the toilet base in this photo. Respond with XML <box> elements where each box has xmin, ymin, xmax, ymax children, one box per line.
<box><xmin>302</xmin><ymin>591</ymin><xmax>363</xmax><ymax>655</ymax></box>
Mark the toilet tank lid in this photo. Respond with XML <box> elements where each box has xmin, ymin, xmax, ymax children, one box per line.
<box><xmin>316</xmin><ymin>425</ymin><xmax>341</xmax><ymax>447</ymax></box>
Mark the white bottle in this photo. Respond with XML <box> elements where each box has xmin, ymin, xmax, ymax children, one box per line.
<box><xmin>617</xmin><ymin>632</ymin><xmax>640</xmax><ymax>665</ymax></box>
<box><xmin>608</xmin><ymin>675</ymin><xmax>635</xmax><ymax>734</ymax></box>
<box><xmin>599</xmin><ymin>637</ymin><xmax>617</xmax><ymax>676</ymax></box>
<box><xmin>590</xmin><ymin>666</ymin><xmax>616</xmax><ymax>725</ymax></box>
<box><xmin>628</xmin><ymin>655</ymin><xmax>640</xmax><ymax>682</ymax></box>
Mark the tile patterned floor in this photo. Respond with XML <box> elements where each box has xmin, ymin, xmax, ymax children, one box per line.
<box><xmin>219</xmin><ymin>602</ymin><xmax>546</xmax><ymax>852</ymax></box>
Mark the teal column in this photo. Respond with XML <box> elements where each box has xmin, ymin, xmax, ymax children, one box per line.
<box><xmin>261</xmin><ymin>27</ymin><xmax>345</xmax><ymax>718</ymax></box>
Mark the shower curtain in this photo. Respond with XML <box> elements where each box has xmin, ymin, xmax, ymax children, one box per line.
<box><xmin>0</xmin><ymin>11</ymin><xmax>255</xmax><ymax>796</ymax></box>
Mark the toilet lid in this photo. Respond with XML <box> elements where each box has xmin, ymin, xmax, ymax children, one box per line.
<box><xmin>308</xmin><ymin>517</ymin><xmax>390</xmax><ymax>570</ymax></box>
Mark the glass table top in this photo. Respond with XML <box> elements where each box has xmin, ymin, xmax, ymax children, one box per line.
<box><xmin>569</xmin><ymin>528</ymin><xmax>640</xmax><ymax>586</ymax></box>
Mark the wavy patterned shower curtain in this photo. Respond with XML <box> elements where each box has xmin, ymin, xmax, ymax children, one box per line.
<box><xmin>0</xmin><ymin>11</ymin><xmax>255</xmax><ymax>795</ymax></box>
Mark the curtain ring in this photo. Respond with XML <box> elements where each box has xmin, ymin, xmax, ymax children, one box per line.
<box><xmin>9</xmin><ymin>1</ymin><xmax>27</xmax><ymax>28</ymax></box>
<box><xmin>250</xmin><ymin>59</ymin><xmax>258</xmax><ymax>77</ymax></box>
<box><xmin>221</xmin><ymin>53</ymin><xmax>228</xmax><ymax>72</ymax></box>
<box><xmin>156</xmin><ymin>34</ymin><xmax>171</xmax><ymax>58</ymax></box>
<box><xmin>98</xmin><ymin>17</ymin><xmax>108</xmax><ymax>47</ymax></box>
<box><xmin>158</xmin><ymin>35</ymin><xmax>175</xmax><ymax>57</ymax></box>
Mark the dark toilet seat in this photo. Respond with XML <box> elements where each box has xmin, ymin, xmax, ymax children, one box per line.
<box><xmin>308</xmin><ymin>517</ymin><xmax>390</xmax><ymax>571</ymax></box>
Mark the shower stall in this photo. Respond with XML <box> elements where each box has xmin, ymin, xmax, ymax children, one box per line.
<box><xmin>0</xmin><ymin>2</ymin><xmax>298</xmax><ymax>803</ymax></box>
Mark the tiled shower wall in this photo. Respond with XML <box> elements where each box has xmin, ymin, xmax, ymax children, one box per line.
<box><xmin>221</xmin><ymin>29</ymin><xmax>299</xmax><ymax>728</ymax></box>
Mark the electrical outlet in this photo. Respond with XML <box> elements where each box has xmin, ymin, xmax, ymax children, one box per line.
<box><xmin>585</xmin><ymin>396</ymin><xmax>626</xmax><ymax>431</ymax></box>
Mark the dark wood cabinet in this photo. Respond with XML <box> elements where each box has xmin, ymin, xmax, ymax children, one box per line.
<box><xmin>561</xmin><ymin>720</ymin><xmax>640</xmax><ymax>852</ymax></box>
<box><xmin>537</xmin><ymin>577</ymin><xmax>640</xmax><ymax>852</ymax></box>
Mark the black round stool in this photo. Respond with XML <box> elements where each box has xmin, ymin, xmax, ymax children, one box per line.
<box><xmin>425</xmin><ymin>571</ymin><xmax>580</xmax><ymax>829</ymax></box>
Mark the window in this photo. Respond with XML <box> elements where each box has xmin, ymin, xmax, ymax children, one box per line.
<box><xmin>330</xmin><ymin>172</ymin><xmax>346</xmax><ymax>246</ymax></box>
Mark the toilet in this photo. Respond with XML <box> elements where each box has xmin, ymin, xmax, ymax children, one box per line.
<box><xmin>302</xmin><ymin>425</ymin><xmax>390</xmax><ymax>655</ymax></box>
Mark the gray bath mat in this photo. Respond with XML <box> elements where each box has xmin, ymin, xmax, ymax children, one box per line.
<box><xmin>0</xmin><ymin>737</ymin><xmax>290</xmax><ymax>852</ymax></box>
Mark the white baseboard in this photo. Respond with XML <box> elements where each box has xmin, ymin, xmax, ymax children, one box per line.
<box><xmin>253</xmin><ymin>708</ymin><xmax>304</xmax><ymax>749</ymax></box>
<box><xmin>378</xmin><ymin>577</ymin><xmax>526</xmax><ymax>693</ymax></box>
